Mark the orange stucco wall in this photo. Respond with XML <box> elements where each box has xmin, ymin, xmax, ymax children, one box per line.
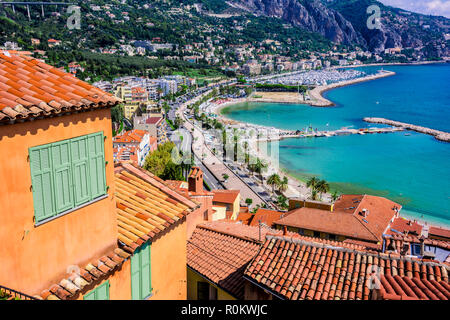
<box><xmin>0</xmin><ymin>109</ymin><xmax>118</xmax><ymax>296</ymax></box>
<box><xmin>149</xmin><ymin>219</ymin><xmax>187</xmax><ymax>300</ymax></box>
<box><xmin>186</xmin><ymin>195</ymin><xmax>213</xmax><ymax>240</ymax></box>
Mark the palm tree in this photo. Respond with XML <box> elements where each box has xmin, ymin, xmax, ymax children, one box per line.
<box><xmin>306</xmin><ymin>176</ymin><xmax>319</xmax><ymax>193</ymax></box>
<box><xmin>279</xmin><ymin>176</ymin><xmax>289</xmax><ymax>193</ymax></box>
<box><xmin>311</xmin><ymin>189</ymin><xmax>318</xmax><ymax>201</ymax></box>
<box><xmin>243</xmin><ymin>141</ymin><xmax>250</xmax><ymax>165</ymax></box>
<box><xmin>254</xmin><ymin>158</ymin><xmax>268</xmax><ymax>182</ymax></box>
<box><xmin>315</xmin><ymin>179</ymin><xmax>330</xmax><ymax>199</ymax></box>
<box><xmin>331</xmin><ymin>191</ymin><xmax>340</xmax><ymax>202</ymax></box>
<box><xmin>267</xmin><ymin>174</ymin><xmax>281</xmax><ymax>194</ymax></box>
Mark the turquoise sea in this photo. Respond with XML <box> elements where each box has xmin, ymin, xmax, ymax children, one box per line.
<box><xmin>222</xmin><ymin>64</ymin><xmax>450</xmax><ymax>227</ymax></box>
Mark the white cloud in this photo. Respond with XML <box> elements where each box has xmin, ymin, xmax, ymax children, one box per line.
<box><xmin>379</xmin><ymin>0</ymin><xmax>450</xmax><ymax>18</ymax></box>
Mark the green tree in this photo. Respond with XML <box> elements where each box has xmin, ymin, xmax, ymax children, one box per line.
<box><xmin>315</xmin><ymin>179</ymin><xmax>330</xmax><ymax>199</ymax></box>
<box><xmin>267</xmin><ymin>173</ymin><xmax>281</xmax><ymax>194</ymax></box>
<box><xmin>249</xmin><ymin>158</ymin><xmax>267</xmax><ymax>182</ymax></box>
<box><xmin>306</xmin><ymin>176</ymin><xmax>319</xmax><ymax>193</ymax></box>
<box><xmin>277</xmin><ymin>195</ymin><xmax>288</xmax><ymax>210</ymax></box>
<box><xmin>279</xmin><ymin>176</ymin><xmax>289</xmax><ymax>193</ymax></box>
<box><xmin>245</xmin><ymin>198</ymin><xmax>253</xmax><ymax>207</ymax></box>
<box><xmin>331</xmin><ymin>191</ymin><xmax>340</xmax><ymax>202</ymax></box>
<box><xmin>143</xmin><ymin>142</ymin><xmax>185</xmax><ymax>180</ymax></box>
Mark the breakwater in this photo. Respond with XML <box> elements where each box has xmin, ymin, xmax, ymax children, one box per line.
<box><xmin>364</xmin><ymin>117</ymin><xmax>450</xmax><ymax>143</ymax></box>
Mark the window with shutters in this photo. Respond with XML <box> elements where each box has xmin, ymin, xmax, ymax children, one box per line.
<box><xmin>29</xmin><ymin>132</ymin><xmax>107</xmax><ymax>225</ymax></box>
<box><xmin>131</xmin><ymin>242</ymin><xmax>152</xmax><ymax>300</ymax></box>
<box><xmin>83</xmin><ymin>280</ymin><xmax>110</xmax><ymax>300</ymax></box>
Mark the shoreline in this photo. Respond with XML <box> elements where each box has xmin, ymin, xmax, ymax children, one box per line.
<box><xmin>207</xmin><ymin>70</ymin><xmax>450</xmax><ymax>229</ymax></box>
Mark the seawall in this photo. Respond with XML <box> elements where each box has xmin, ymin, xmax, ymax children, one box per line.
<box><xmin>363</xmin><ymin>117</ymin><xmax>450</xmax><ymax>143</ymax></box>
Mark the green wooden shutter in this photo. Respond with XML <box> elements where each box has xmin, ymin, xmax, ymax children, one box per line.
<box><xmin>51</xmin><ymin>141</ymin><xmax>74</xmax><ymax>213</ymax></box>
<box><xmin>84</xmin><ymin>281</ymin><xmax>109</xmax><ymax>300</ymax></box>
<box><xmin>140</xmin><ymin>242</ymin><xmax>151</xmax><ymax>299</ymax></box>
<box><xmin>29</xmin><ymin>146</ymin><xmax>55</xmax><ymax>222</ymax></box>
<box><xmin>131</xmin><ymin>252</ymin><xmax>141</xmax><ymax>300</ymax></box>
<box><xmin>88</xmin><ymin>132</ymin><xmax>106</xmax><ymax>199</ymax></box>
<box><xmin>83</xmin><ymin>290</ymin><xmax>96</xmax><ymax>300</ymax></box>
<box><xmin>96</xmin><ymin>281</ymin><xmax>110</xmax><ymax>300</ymax></box>
<box><xmin>70</xmin><ymin>136</ymin><xmax>90</xmax><ymax>206</ymax></box>
<box><xmin>131</xmin><ymin>243</ymin><xmax>152</xmax><ymax>300</ymax></box>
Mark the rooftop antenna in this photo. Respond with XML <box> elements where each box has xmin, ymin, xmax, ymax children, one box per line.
<box><xmin>258</xmin><ymin>219</ymin><xmax>262</xmax><ymax>243</ymax></box>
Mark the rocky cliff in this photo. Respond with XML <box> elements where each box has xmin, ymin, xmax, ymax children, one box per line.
<box><xmin>227</xmin><ymin>0</ymin><xmax>366</xmax><ymax>46</ymax></box>
<box><xmin>223</xmin><ymin>0</ymin><xmax>450</xmax><ymax>56</ymax></box>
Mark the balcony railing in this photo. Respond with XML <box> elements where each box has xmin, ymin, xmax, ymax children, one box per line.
<box><xmin>0</xmin><ymin>285</ymin><xmax>37</xmax><ymax>300</ymax></box>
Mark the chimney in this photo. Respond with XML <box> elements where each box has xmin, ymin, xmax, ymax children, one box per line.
<box><xmin>419</xmin><ymin>236</ymin><xmax>425</xmax><ymax>256</ymax></box>
<box><xmin>283</xmin><ymin>226</ymin><xmax>287</xmax><ymax>236</ymax></box>
<box><xmin>361</xmin><ymin>208</ymin><xmax>368</xmax><ymax>218</ymax></box>
<box><xmin>188</xmin><ymin>167</ymin><xmax>203</xmax><ymax>193</ymax></box>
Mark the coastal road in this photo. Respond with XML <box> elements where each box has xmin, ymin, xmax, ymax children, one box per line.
<box><xmin>176</xmin><ymin>94</ymin><xmax>271</xmax><ymax>207</ymax></box>
<box><xmin>170</xmin><ymin>127</ymin><xmax>222</xmax><ymax>190</ymax></box>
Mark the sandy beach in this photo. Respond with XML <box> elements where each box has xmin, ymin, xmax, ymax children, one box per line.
<box><xmin>209</xmin><ymin>100</ymin><xmax>331</xmax><ymax>202</ymax></box>
<box><xmin>248</xmin><ymin>92</ymin><xmax>305</xmax><ymax>104</ymax></box>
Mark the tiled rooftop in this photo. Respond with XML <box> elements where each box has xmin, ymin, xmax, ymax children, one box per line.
<box><xmin>115</xmin><ymin>162</ymin><xmax>198</xmax><ymax>252</ymax></box>
<box><xmin>249</xmin><ymin>208</ymin><xmax>289</xmax><ymax>228</ymax></box>
<box><xmin>37</xmin><ymin>247</ymin><xmax>130</xmax><ymax>300</ymax></box>
<box><xmin>113</xmin><ymin>129</ymin><xmax>149</xmax><ymax>144</ymax></box>
<box><xmin>383</xmin><ymin>233</ymin><xmax>450</xmax><ymax>262</ymax></box>
<box><xmin>429</xmin><ymin>226</ymin><xmax>450</xmax><ymax>240</ymax></box>
<box><xmin>245</xmin><ymin>235</ymin><xmax>450</xmax><ymax>300</ymax></box>
<box><xmin>386</xmin><ymin>217</ymin><xmax>423</xmax><ymax>236</ymax></box>
<box><xmin>145</xmin><ymin>116</ymin><xmax>162</xmax><ymax>125</ymax></box>
<box><xmin>212</xmin><ymin>190</ymin><xmax>240</xmax><ymax>204</ymax></box>
<box><xmin>275</xmin><ymin>195</ymin><xmax>400</xmax><ymax>242</ymax></box>
<box><xmin>187</xmin><ymin>221</ymin><xmax>378</xmax><ymax>299</ymax></box>
<box><xmin>187</xmin><ymin>221</ymin><xmax>275</xmax><ymax>298</ymax></box>
<box><xmin>0</xmin><ymin>52</ymin><xmax>120</xmax><ymax>123</ymax></box>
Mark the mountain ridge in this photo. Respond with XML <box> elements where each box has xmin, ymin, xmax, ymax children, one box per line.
<box><xmin>208</xmin><ymin>0</ymin><xmax>449</xmax><ymax>56</ymax></box>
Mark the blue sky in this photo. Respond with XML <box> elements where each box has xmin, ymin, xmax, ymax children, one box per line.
<box><xmin>379</xmin><ymin>0</ymin><xmax>450</xmax><ymax>18</ymax></box>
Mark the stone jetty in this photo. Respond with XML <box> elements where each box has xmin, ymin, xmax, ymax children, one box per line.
<box><xmin>364</xmin><ymin>117</ymin><xmax>450</xmax><ymax>143</ymax></box>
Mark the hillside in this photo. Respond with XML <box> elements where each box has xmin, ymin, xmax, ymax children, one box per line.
<box><xmin>212</xmin><ymin>0</ymin><xmax>450</xmax><ymax>57</ymax></box>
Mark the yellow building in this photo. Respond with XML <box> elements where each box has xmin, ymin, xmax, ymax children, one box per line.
<box><xmin>123</xmin><ymin>102</ymin><xmax>140</xmax><ymax>119</ymax></box>
<box><xmin>211</xmin><ymin>190</ymin><xmax>240</xmax><ymax>220</ymax></box>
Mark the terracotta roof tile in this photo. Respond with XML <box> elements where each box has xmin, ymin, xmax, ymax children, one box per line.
<box><xmin>245</xmin><ymin>235</ymin><xmax>450</xmax><ymax>300</ymax></box>
<box><xmin>36</xmin><ymin>247</ymin><xmax>130</xmax><ymax>300</ymax></box>
<box><xmin>212</xmin><ymin>190</ymin><xmax>240</xmax><ymax>204</ymax></box>
<box><xmin>429</xmin><ymin>226</ymin><xmax>450</xmax><ymax>240</ymax></box>
<box><xmin>0</xmin><ymin>52</ymin><xmax>120</xmax><ymax>123</ymax></box>
<box><xmin>187</xmin><ymin>221</ymin><xmax>268</xmax><ymax>299</ymax></box>
<box><xmin>249</xmin><ymin>208</ymin><xmax>290</xmax><ymax>228</ymax></box>
<box><xmin>275</xmin><ymin>195</ymin><xmax>400</xmax><ymax>242</ymax></box>
<box><xmin>115</xmin><ymin>162</ymin><xmax>198</xmax><ymax>251</ymax></box>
